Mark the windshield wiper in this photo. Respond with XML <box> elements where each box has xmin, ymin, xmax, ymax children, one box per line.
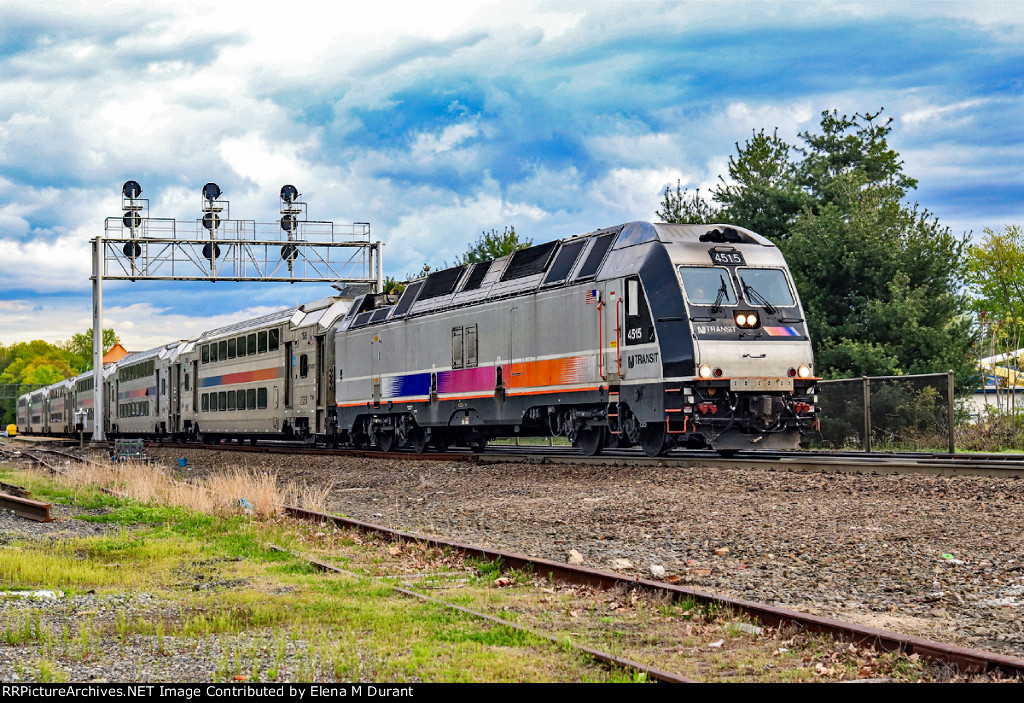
<box><xmin>742</xmin><ymin>283</ymin><xmax>778</xmax><ymax>315</ymax></box>
<box><xmin>710</xmin><ymin>276</ymin><xmax>729</xmax><ymax>314</ymax></box>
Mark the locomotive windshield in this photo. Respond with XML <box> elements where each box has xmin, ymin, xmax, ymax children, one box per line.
<box><xmin>737</xmin><ymin>268</ymin><xmax>795</xmax><ymax>307</ymax></box>
<box><xmin>678</xmin><ymin>267</ymin><xmax>737</xmax><ymax>305</ymax></box>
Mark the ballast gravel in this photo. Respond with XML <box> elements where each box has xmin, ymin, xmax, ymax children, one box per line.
<box><xmin>3</xmin><ymin>445</ymin><xmax>1023</xmax><ymax>681</ymax></box>
<box><xmin>152</xmin><ymin>447</ymin><xmax>1024</xmax><ymax>658</ymax></box>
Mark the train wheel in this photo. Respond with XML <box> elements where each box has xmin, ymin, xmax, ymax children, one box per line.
<box><xmin>469</xmin><ymin>437</ymin><xmax>487</xmax><ymax>454</ymax></box>
<box><xmin>411</xmin><ymin>429</ymin><xmax>428</xmax><ymax>453</ymax></box>
<box><xmin>433</xmin><ymin>433</ymin><xmax>449</xmax><ymax>453</ymax></box>
<box><xmin>639</xmin><ymin>423</ymin><xmax>669</xmax><ymax>457</ymax></box>
<box><xmin>377</xmin><ymin>430</ymin><xmax>396</xmax><ymax>453</ymax></box>
<box><xmin>574</xmin><ymin>427</ymin><xmax>605</xmax><ymax>457</ymax></box>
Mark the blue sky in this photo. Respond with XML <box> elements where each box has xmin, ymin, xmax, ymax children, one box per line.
<box><xmin>1</xmin><ymin>0</ymin><xmax>1022</xmax><ymax>350</ymax></box>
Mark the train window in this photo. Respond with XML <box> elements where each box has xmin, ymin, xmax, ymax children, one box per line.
<box><xmin>542</xmin><ymin>240</ymin><xmax>587</xmax><ymax>285</ymax></box>
<box><xmin>269</xmin><ymin>329</ymin><xmax>279</xmax><ymax>351</ymax></box>
<box><xmin>184</xmin><ymin>373</ymin><xmax>190</xmax><ymax>391</ymax></box>
<box><xmin>624</xmin><ymin>277</ymin><xmax>655</xmax><ymax>346</ymax></box>
<box><xmin>218</xmin><ymin>391</ymin><xmax>226</xmax><ymax>410</ymax></box>
<box><xmin>678</xmin><ymin>267</ymin><xmax>737</xmax><ymax>306</ymax></box>
<box><xmin>228</xmin><ymin>338</ymin><xmax>236</xmax><ymax>359</ymax></box>
<box><xmin>202</xmin><ymin>345</ymin><xmax>210</xmax><ymax>363</ymax></box>
<box><xmin>236</xmin><ymin>336</ymin><xmax>246</xmax><ymax>357</ymax></box>
<box><xmin>501</xmin><ymin>241</ymin><xmax>559</xmax><ymax>281</ymax></box>
<box><xmin>212</xmin><ymin>393</ymin><xmax>220</xmax><ymax>411</ymax></box>
<box><xmin>737</xmin><ymin>268</ymin><xmax>796</xmax><ymax>307</ymax></box>
<box><xmin>161</xmin><ymin>379</ymin><xmax>166</xmax><ymax>395</ymax></box>
<box><xmin>574</xmin><ymin>234</ymin><xmax>616</xmax><ymax>280</ymax></box>
<box><xmin>227</xmin><ymin>391</ymin><xmax>236</xmax><ymax>411</ymax></box>
<box><xmin>257</xmin><ymin>387</ymin><xmax>267</xmax><ymax>409</ymax></box>
<box><xmin>210</xmin><ymin>343</ymin><xmax>218</xmax><ymax>362</ymax></box>
<box><xmin>300</xmin><ymin>354</ymin><xmax>309</xmax><ymax>378</ymax></box>
<box><xmin>247</xmin><ymin>388</ymin><xmax>256</xmax><ymax>410</ymax></box>
<box><xmin>258</xmin><ymin>331</ymin><xmax>268</xmax><ymax>354</ymax></box>
<box><xmin>466</xmin><ymin>325</ymin><xmax>478</xmax><ymax>368</ymax></box>
<box><xmin>248</xmin><ymin>334</ymin><xmax>257</xmax><ymax>355</ymax></box>
<box><xmin>202</xmin><ymin>394</ymin><xmax>209</xmax><ymax>412</ymax></box>
<box><xmin>219</xmin><ymin>341</ymin><xmax>227</xmax><ymax>360</ymax></box>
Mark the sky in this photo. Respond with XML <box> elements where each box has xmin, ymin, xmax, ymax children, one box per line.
<box><xmin>1</xmin><ymin>0</ymin><xmax>1022</xmax><ymax>351</ymax></box>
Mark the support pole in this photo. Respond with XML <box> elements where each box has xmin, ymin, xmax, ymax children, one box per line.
<box><xmin>375</xmin><ymin>241</ymin><xmax>384</xmax><ymax>292</ymax></box>
<box><xmin>92</xmin><ymin>236</ymin><xmax>106</xmax><ymax>441</ymax></box>
<box><xmin>948</xmin><ymin>369</ymin><xmax>955</xmax><ymax>455</ymax></box>
<box><xmin>862</xmin><ymin>376</ymin><xmax>871</xmax><ymax>453</ymax></box>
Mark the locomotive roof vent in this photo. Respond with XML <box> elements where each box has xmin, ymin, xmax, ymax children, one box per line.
<box><xmin>699</xmin><ymin>227</ymin><xmax>743</xmax><ymax>243</ymax></box>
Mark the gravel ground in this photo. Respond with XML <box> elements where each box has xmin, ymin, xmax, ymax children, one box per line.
<box><xmin>148</xmin><ymin>447</ymin><xmax>1024</xmax><ymax>658</ymax></box>
<box><xmin>3</xmin><ymin>444</ymin><xmax>1023</xmax><ymax>680</ymax></box>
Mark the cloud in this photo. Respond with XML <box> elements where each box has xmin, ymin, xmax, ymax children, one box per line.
<box><xmin>0</xmin><ymin>0</ymin><xmax>1022</xmax><ymax>336</ymax></box>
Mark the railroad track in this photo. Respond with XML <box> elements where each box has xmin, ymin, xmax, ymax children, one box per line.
<box><xmin>145</xmin><ymin>439</ymin><xmax>1024</xmax><ymax>478</ymax></box>
<box><xmin>7</xmin><ymin>440</ymin><xmax>1024</xmax><ymax>680</ymax></box>
<box><xmin>13</xmin><ymin>435</ymin><xmax>1024</xmax><ymax>477</ymax></box>
<box><xmin>8</xmin><ymin>442</ymin><xmax>1024</xmax><ymax>679</ymax></box>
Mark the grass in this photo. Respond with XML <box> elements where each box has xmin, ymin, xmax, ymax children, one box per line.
<box><xmin>0</xmin><ymin>464</ymin><xmax>616</xmax><ymax>683</ymax></box>
<box><xmin>0</xmin><ymin>462</ymin><xmax>1001</xmax><ymax>683</ymax></box>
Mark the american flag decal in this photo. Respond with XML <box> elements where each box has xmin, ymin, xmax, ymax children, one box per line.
<box><xmin>585</xmin><ymin>289</ymin><xmax>598</xmax><ymax>304</ymax></box>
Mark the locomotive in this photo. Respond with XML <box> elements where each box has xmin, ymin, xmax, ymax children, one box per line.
<box><xmin>17</xmin><ymin>221</ymin><xmax>819</xmax><ymax>456</ymax></box>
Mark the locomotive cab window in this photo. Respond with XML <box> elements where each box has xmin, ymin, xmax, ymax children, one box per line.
<box><xmin>678</xmin><ymin>267</ymin><xmax>737</xmax><ymax>306</ymax></box>
<box><xmin>737</xmin><ymin>268</ymin><xmax>796</xmax><ymax>307</ymax></box>
<box><xmin>624</xmin><ymin>278</ymin><xmax>655</xmax><ymax>346</ymax></box>
<box><xmin>300</xmin><ymin>354</ymin><xmax>309</xmax><ymax>378</ymax></box>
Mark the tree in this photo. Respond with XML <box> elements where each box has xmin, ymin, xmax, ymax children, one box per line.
<box><xmin>656</xmin><ymin>184</ymin><xmax>717</xmax><ymax>225</ymax></box>
<box><xmin>0</xmin><ymin>340</ymin><xmax>85</xmax><ymax>425</ymax></box>
<box><xmin>965</xmin><ymin>226</ymin><xmax>1024</xmax><ymax>410</ymax></box>
<box><xmin>381</xmin><ymin>276</ymin><xmax>406</xmax><ymax>295</ymax></box>
<box><xmin>457</xmin><ymin>226</ymin><xmax>531</xmax><ymax>264</ymax></box>
<box><xmin>61</xmin><ymin>328</ymin><xmax>120</xmax><ymax>370</ymax></box>
<box><xmin>657</xmin><ymin>108</ymin><xmax>977</xmax><ymax>386</ymax></box>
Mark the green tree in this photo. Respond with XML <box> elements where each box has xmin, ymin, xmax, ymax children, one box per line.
<box><xmin>0</xmin><ymin>340</ymin><xmax>85</xmax><ymax>425</ymax></box>
<box><xmin>381</xmin><ymin>276</ymin><xmax>406</xmax><ymax>295</ymax></box>
<box><xmin>60</xmin><ymin>328</ymin><xmax>120</xmax><ymax>370</ymax></box>
<box><xmin>457</xmin><ymin>226</ymin><xmax>531</xmax><ymax>264</ymax></box>
<box><xmin>657</xmin><ymin>108</ymin><xmax>976</xmax><ymax>386</ymax></box>
<box><xmin>965</xmin><ymin>225</ymin><xmax>1024</xmax><ymax>402</ymax></box>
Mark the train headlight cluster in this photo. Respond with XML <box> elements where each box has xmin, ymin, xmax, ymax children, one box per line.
<box><xmin>734</xmin><ymin>311</ymin><xmax>760</xmax><ymax>328</ymax></box>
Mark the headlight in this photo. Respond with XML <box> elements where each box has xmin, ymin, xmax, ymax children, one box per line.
<box><xmin>699</xmin><ymin>364</ymin><xmax>712</xmax><ymax>378</ymax></box>
<box><xmin>798</xmin><ymin>365</ymin><xmax>811</xmax><ymax>378</ymax></box>
<box><xmin>734</xmin><ymin>312</ymin><xmax>759</xmax><ymax>328</ymax></box>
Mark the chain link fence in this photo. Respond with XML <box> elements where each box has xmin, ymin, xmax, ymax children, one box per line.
<box><xmin>811</xmin><ymin>372</ymin><xmax>955</xmax><ymax>453</ymax></box>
